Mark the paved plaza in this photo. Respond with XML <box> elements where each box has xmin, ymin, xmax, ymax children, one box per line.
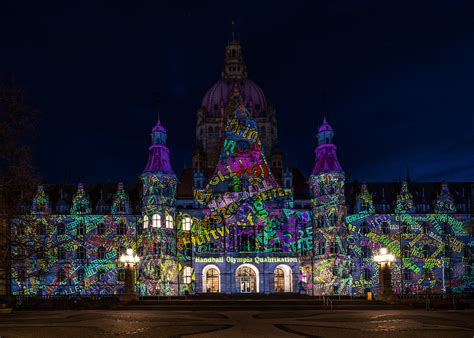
<box><xmin>0</xmin><ymin>309</ymin><xmax>473</xmax><ymax>337</ymax></box>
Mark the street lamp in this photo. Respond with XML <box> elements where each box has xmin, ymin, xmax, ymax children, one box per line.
<box><xmin>373</xmin><ymin>247</ymin><xmax>396</xmax><ymax>301</ymax></box>
<box><xmin>119</xmin><ymin>248</ymin><xmax>140</xmax><ymax>302</ymax></box>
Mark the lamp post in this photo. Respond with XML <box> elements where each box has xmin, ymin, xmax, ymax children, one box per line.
<box><xmin>119</xmin><ymin>248</ymin><xmax>140</xmax><ymax>302</ymax></box>
<box><xmin>373</xmin><ymin>247</ymin><xmax>396</xmax><ymax>302</ymax></box>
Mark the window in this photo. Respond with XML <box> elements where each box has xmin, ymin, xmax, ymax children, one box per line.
<box><xmin>136</xmin><ymin>222</ymin><xmax>143</xmax><ymax>235</ymax></box>
<box><xmin>152</xmin><ymin>214</ymin><xmax>161</xmax><ymax>228</ymax></box>
<box><xmin>38</xmin><ymin>247</ymin><xmax>45</xmax><ymax>259</ymax></box>
<box><xmin>166</xmin><ymin>214</ymin><xmax>173</xmax><ymax>229</ymax></box>
<box><xmin>183</xmin><ymin>266</ymin><xmax>193</xmax><ymax>284</ymax></box>
<box><xmin>402</xmin><ymin>247</ymin><xmax>410</xmax><ymax>258</ymax></box>
<box><xmin>97</xmin><ymin>223</ymin><xmax>105</xmax><ymax>235</ymax></box>
<box><xmin>381</xmin><ymin>222</ymin><xmax>389</xmax><ymax>235</ymax></box>
<box><xmin>401</xmin><ymin>223</ymin><xmax>409</xmax><ymax>234</ymax></box>
<box><xmin>464</xmin><ymin>265</ymin><xmax>472</xmax><ymax>277</ymax></box>
<box><xmin>117</xmin><ymin>222</ymin><xmax>126</xmax><ymax>235</ymax></box>
<box><xmin>182</xmin><ymin>217</ymin><xmax>192</xmax><ymax>231</ymax></box>
<box><xmin>274</xmin><ymin>268</ymin><xmax>285</xmax><ymax>292</ymax></box>
<box><xmin>362</xmin><ymin>246</ymin><xmax>371</xmax><ymax>259</ymax></box>
<box><xmin>184</xmin><ymin>243</ymin><xmax>192</xmax><ymax>258</ymax></box>
<box><xmin>97</xmin><ymin>269</ymin><xmax>106</xmax><ymax>281</ymax></box>
<box><xmin>57</xmin><ymin>222</ymin><xmax>65</xmax><ymax>235</ymax></box>
<box><xmin>98</xmin><ymin>246</ymin><xmax>106</xmax><ymax>259</ymax></box>
<box><xmin>58</xmin><ymin>269</ymin><xmax>66</xmax><ymax>282</ymax></box>
<box><xmin>403</xmin><ymin>268</ymin><xmax>411</xmax><ymax>280</ymax></box>
<box><xmin>238</xmin><ymin>233</ymin><xmax>255</xmax><ymax>252</ymax></box>
<box><xmin>77</xmin><ymin>246</ymin><xmax>86</xmax><ymax>260</ymax></box>
<box><xmin>57</xmin><ymin>247</ymin><xmax>66</xmax><ymax>260</ymax></box>
<box><xmin>260</xmin><ymin>126</ymin><xmax>266</xmax><ymax>137</ymax></box>
<box><xmin>318</xmin><ymin>241</ymin><xmax>326</xmax><ymax>255</ymax></box>
<box><xmin>154</xmin><ymin>266</ymin><xmax>161</xmax><ymax>279</ymax></box>
<box><xmin>442</xmin><ymin>223</ymin><xmax>449</xmax><ymax>234</ymax></box>
<box><xmin>117</xmin><ymin>202</ymin><xmax>125</xmax><ymax>213</ymax></box>
<box><xmin>330</xmin><ymin>242</ymin><xmax>338</xmax><ymax>254</ymax></box>
<box><xmin>77</xmin><ymin>268</ymin><xmax>85</xmax><ymax>282</ymax></box>
<box><xmin>37</xmin><ymin>223</ymin><xmax>46</xmax><ymax>236</ymax></box>
<box><xmin>206</xmin><ymin>268</ymin><xmax>219</xmax><ymax>293</ymax></box>
<box><xmin>118</xmin><ymin>269</ymin><xmax>125</xmax><ymax>281</ymax></box>
<box><xmin>361</xmin><ymin>222</ymin><xmax>369</xmax><ymax>235</ymax></box>
<box><xmin>137</xmin><ymin>246</ymin><xmax>144</xmax><ymax>256</ymax></box>
<box><xmin>422</xmin><ymin>245</ymin><xmax>429</xmax><ymax>258</ymax></box>
<box><xmin>153</xmin><ymin>242</ymin><xmax>160</xmax><ymax>256</ymax></box>
<box><xmin>422</xmin><ymin>222</ymin><xmax>430</xmax><ymax>234</ymax></box>
<box><xmin>77</xmin><ymin>222</ymin><xmax>85</xmax><ymax>236</ymax></box>
<box><xmin>143</xmin><ymin>215</ymin><xmax>149</xmax><ymax>229</ymax></box>
<box><xmin>363</xmin><ymin>268</ymin><xmax>371</xmax><ymax>281</ymax></box>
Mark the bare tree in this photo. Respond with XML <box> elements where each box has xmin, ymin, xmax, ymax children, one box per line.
<box><xmin>0</xmin><ymin>74</ymin><xmax>40</xmax><ymax>296</ymax></box>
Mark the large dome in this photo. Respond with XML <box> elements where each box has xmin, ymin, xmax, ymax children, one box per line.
<box><xmin>201</xmin><ymin>79</ymin><xmax>268</xmax><ymax>117</ymax></box>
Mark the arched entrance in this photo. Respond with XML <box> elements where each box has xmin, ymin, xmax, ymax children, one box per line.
<box><xmin>236</xmin><ymin>264</ymin><xmax>259</xmax><ymax>293</ymax></box>
<box><xmin>202</xmin><ymin>265</ymin><xmax>220</xmax><ymax>293</ymax></box>
<box><xmin>274</xmin><ymin>264</ymin><xmax>292</xmax><ymax>292</ymax></box>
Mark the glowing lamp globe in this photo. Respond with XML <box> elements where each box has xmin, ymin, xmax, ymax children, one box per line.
<box><xmin>373</xmin><ymin>247</ymin><xmax>395</xmax><ymax>266</ymax></box>
<box><xmin>119</xmin><ymin>248</ymin><xmax>140</xmax><ymax>265</ymax></box>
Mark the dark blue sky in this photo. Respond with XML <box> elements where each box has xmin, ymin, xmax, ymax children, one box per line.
<box><xmin>1</xmin><ymin>0</ymin><xmax>473</xmax><ymax>183</ymax></box>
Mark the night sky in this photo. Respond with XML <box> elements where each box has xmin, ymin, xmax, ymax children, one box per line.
<box><xmin>1</xmin><ymin>0</ymin><xmax>473</xmax><ymax>184</ymax></box>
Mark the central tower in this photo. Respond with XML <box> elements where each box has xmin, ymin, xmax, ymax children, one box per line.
<box><xmin>193</xmin><ymin>34</ymin><xmax>280</xmax><ymax>170</ymax></box>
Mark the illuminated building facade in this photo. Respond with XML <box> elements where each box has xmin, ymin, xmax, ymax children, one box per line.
<box><xmin>10</xmin><ymin>39</ymin><xmax>474</xmax><ymax>297</ymax></box>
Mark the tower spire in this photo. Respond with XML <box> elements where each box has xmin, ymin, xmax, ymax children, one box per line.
<box><xmin>230</xmin><ymin>19</ymin><xmax>236</xmax><ymax>42</ymax></box>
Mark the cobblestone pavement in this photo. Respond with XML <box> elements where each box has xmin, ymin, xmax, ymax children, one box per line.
<box><xmin>0</xmin><ymin>310</ymin><xmax>473</xmax><ymax>337</ymax></box>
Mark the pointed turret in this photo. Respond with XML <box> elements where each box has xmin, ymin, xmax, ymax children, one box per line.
<box><xmin>32</xmin><ymin>185</ymin><xmax>51</xmax><ymax>214</ymax></box>
<box><xmin>221</xmin><ymin>24</ymin><xmax>248</xmax><ymax>80</ymax></box>
<box><xmin>395</xmin><ymin>181</ymin><xmax>415</xmax><ymax>214</ymax></box>
<box><xmin>143</xmin><ymin>118</ymin><xmax>174</xmax><ymax>175</ymax></box>
<box><xmin>435</xmin><ymin>182</ymin><xmax>456</xmax><ymax>213</ymax></box>
<box><xmin>111</xmin><ymin>182</ymin><xmax>131</xmax><ymax>214</ymax></box>
<box><xmin>311</xmin><ymin>118</ymin><xmax>342</xmax><ymax>175</ymax></box>
<box><xmin>70</xmin><ymin>183</ymin><xmax>92</xmax><ymax>215</ymax></box>
<box><xmin>355</xmin><ymin>183</ymin><xmax>375</xmax><ymax>214</ymax></box>
<box><xmin>141</xmin><ymin>113</ymin><xmax>177</xmax><ymax>214</ymax></box>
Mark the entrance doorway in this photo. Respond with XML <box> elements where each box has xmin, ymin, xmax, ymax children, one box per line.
<box><xmin>236</xmin><ymin>264</ymin><xmax>259</xmax><ymax>293</ymax></box>
<box><xmin>202</xmin><ymin>265</ymin><xmax>220</xmax><ymax>293</ymax></box>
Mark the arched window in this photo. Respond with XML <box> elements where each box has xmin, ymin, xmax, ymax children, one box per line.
<box><xmin>422</xmin><ymin>222</ymin><xmax>430</xmax><ymax>234</ymax></box>
<box><xmin>318</xmin><ymin>241</ymin><xmax>326</xmax><ymax>255</ymax></box>
<box><xmin>117</xmin><ymin>222</ymin><xmax>126</xmax><ymax>235</ymax></box>
<box><xmin>401</xmin><ymin>223</ymin><xmax>410</xmax><ymax>234</ymax></box>
<box><xmin>97</xmin><ymin>269</ymin><xmax>106</xmax><ymax>281</ymax></box>
<box><xmin>137</xmin><ymin>246</ymin><xmax>144</xmax><ymax>256</ymax></box>
<box><xmin>77</xmin><ymin>246</ymin><xmax>86</xmax><ymax>260</ymax></box>
<box><xmin>381</xmin><ymin>222</ymin><xmax>389</xmax><ymax>235</ymax></box>
<box><xmin>136</xmin><ymin>222</ymin><xmax>143</xmax><ymax>235</ymax></box>
<box><xmin>361</xmin><ymin>222</ymin><xmax>369</xmax><ymax>235</ymax></box>
<box><xmin>362</xmin><ymin>246</ymin><xmax>371</xmax><ymax>259</ymax></box>
<box><xmin>363</xmin><ymin>268</ymin><xmax>371</xmax><ymax>281</ymax></box>
<box><xmin>166</xmin><ymin>214</ymin><xmax>174</xmax><ymax>229</ymax></box>
<box><xmin>206</xmin><ymin>268</ymin><xmax>220</xmax><ymax>293</ymax></box>
<box><xmin>422</xmin><ymin>245</ymin><xmax>429</xmax><ymax>258</ymax></box>
<box><xmin>57</xmin><ymin>247</ymin><xmax>66</xmax><ymax>260</ymax></box>
<box><xmin>97</xmin><ymin>223</ymin><xmax>105</xmax><ymax>235</ymax></box>
<box><xmin>77</xmin><ymin>268</ymin><xmax>85</xmax><ymax>282</ymax></box>
<box><xmin>183</xmin><ymin>266</ymin><xmax>193</xmax><ymax>284</ymax></box>
<box><xmin>182</xmin><ymin>217</ymin><xmax>192</xmax><ymax>231</ymax></box>
<box><xmin>98</xmin><ymin>246</ymin><xmax>106</xmax><ymax>259</ymax></box>
<box><xmin>274</xmin><ymin>268</ymin><xmax>285</xmax><ymax>292</ymax></box>
<box><xmin>143</xmin><ymin>215</ymin><xmax>149</xmax><ymax>229</ymax></box>
<box><xmin>153</xmin><ymin>242</ymin><xmax>160</xmax><ymax>256</ymax></box>
<box><xmin>58</xmin><ymin>269</ymin><xmax>66</xmax><ymax>282</ymax></box>
<box><xmin>37</xmin><ymin>223</ymin><xmax>47</xmax><ymax>236</ymax></box>
<box><xmin>118</xmin><ymin>269</ymin><xmax>125</xmax><ymax>281</ymax></box>
<box><xmin>402</xmin><ymin>247</ymin><xmax>410</xmax><ymax>258</ymax></box>
<box><xmin>77</xmin><ymin>222</ymin><xmax>85</xmax><ymax>236</ymax></box>
<box><xmin>152</xmin><ymin>214</ymin><xmax>161</xmax><ymax>228</ymax></box>
<box><xmin>57</xmin><ymin>222</ymin><xmax>65</xmax><ymax>235</ymax></box>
